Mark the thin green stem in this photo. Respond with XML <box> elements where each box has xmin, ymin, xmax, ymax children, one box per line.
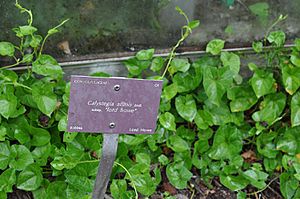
<box><xmin>0</xmin><ymin>62</ymin><xmax>21</xmax><ymax>70</ymax></box>
<box><xmin>77</xmin><ymin>159</ymin><xmax>100</xmax><ymax>164</ymax></box>
<box><xmin>39</xmin><ymin>34</ymin><xmax>50</xmax><ymax>56</ymax></box>
<box><xmin>3</xmin><ymin>82</ymin><xmax>32</xmax><ymax>91</ymax></box>
<box><xmin>15</xmin><ymin>82</ymin><xmax>32</xmax><ymax>90</ymax></box>
<box><xmin>39</xmin><ymin>19</ymin><xmax>69</xmax><ymax>56</ymax></box>
<box><xmin>161</xmin><ymin>27</ymin><xmax>191</xmax><ymax>78</ymax></box>
<box><xmin>175</xmin><ymin>6</ymin><xmax>190</xmax><ymax>24</ymax></box>
<box><xmin>15</xmin><ymin>0</ymin><xmax>33</xmax><ymax>26</ymax></box>
<box><xmin>264</xmin><ymin>14</ymin><xmax>288</xmax><ymax>43</ymax></box>
<box><xmin>114</xmin><ymin>162</ymin><xmax>138</xmax><ymax>199</ymax></box>
<box><xmin>13</xmin><ymin>56</ymin><xmax>18</xmax><ymax>62</ymax></box>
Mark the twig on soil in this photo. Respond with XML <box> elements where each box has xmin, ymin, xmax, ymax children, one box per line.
<box><xmin>247</xmin><ymin>176</ymin><xmax>279</xmax><ymax>196</ymax></box>
<box><xmin>191</xmin><ymin>179</ymin><xmax>205</xmax><ymax>196</ymax></box>
<box><xmin>213</xmin><ymin>178</ymin><xmax>222</xmax><ymax>187</ymax></box>
<box><xmin>188</xmin><ymin>183</ymin><xmax>195</xmax><ymax>199</ymax></box>
<box><xmin>266</xmin><ymin>184</ymin><xmax>282</xmax><ymax>198</ymax></box>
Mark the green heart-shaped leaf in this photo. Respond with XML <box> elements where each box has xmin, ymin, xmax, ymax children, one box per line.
<box><xmin>17</xmin><ymin>164</ymin><xmax>43</xmax><ymax>191</ymax></box>
<box><xmin>9</xmin><ymin>145</ymin><xmax>34</xmax><ymax>171</ymax></box>
<box><xmin>0</xmin><ymin>42</ymin><xmax>15</xmax><ymax>57</ymax></box>
<box><xmin>220</xmin><ymin>174</ymin><xmax>249</xmax><ymax>191</ymax></box>
<box><xmin>159</xmin><ymin>112</ymin><xmax>176</xmax><ymax>131</ymax></box>
<box><xmin>32</xmin><ymin>54</ymin><xmax>63</xmax><ymax>79</ymax></box>
<box><xmin>250</xmin><ymin>69</ymin><xmax>276</xmax><ymax>98</ymax></box>
<box><xmin>282</xmin><ymin>64</ymin><xmax>300</xmax><ymax>95</ymax></box>
<box><xmin>291</xmin><ymin>91</ymin><xmax>300</xmax><ymax>127</ymax></box>
<box><xmin>206</xmin><ymin>39</ymin><xmax>225</xmax><ymax>55</ymax></box>
<box><xmin>175</xmin><ymin>95</ymin><xmax>197</xmax><ymax>122</ymax></box>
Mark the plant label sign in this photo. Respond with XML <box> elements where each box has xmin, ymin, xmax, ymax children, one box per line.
<box><xmin>67</xmin><ymin>75</ymin><xmax>163</xmax><ymax>134</ymax></box>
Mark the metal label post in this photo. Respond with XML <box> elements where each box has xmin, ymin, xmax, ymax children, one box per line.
<box><xmin>92</xmin><ymin>134</ymin><xmax>119</xmax><ymax>199</ymax></box>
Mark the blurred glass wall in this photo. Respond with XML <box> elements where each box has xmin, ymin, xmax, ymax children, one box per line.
<box><xmin>0</xmin><ymin>0</ymin><xmax>299</xmax><ymax>60</ymax></box>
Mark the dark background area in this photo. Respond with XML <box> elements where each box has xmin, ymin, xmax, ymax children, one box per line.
<box><xmin>0</xmin><ymin>0</ymin><xmax>300</xmax><ymax>61</ymax></box>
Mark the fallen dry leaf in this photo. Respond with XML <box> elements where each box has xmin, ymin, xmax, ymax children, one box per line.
<box><xmin>57</xmin><ymin>40</ymin><xmax>72</xmax><ymax>55</ymax></box>
<box><xmin>162</xmin><ymin>182</ymin><xmax>177</xmax><ymax>195</ymax></box>
<box><xmin>241</xmin><ymin>150</ymin><xmax>257</xmax><ymax>163</ymax></box>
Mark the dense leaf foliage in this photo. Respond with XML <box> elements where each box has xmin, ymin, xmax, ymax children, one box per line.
<box><xmin>0</xmin><ymin>2</ymin><xmax>299</xmax><ymax>199</ymax></box>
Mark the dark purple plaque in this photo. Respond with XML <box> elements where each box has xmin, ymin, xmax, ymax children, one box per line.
<box><xmin>67</xmin><ymin>76</ymin><xmax>162</xmax><ymax>134</ymax></box>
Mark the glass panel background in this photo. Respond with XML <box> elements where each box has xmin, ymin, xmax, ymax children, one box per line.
<box><xmin>0</xmin><ymin>0</ymin><xmax>299</xmax><ymax>61</ymax></box>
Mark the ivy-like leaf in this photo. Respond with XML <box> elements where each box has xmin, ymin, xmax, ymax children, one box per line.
<box><xmin>203</xmin><ymin>66</ymin><xmax>234</xmax><ymax>106</ymax></box>
<box><xmin>203</xmin><ymin>100</ymin><xmax>244</xmax><ymax>126</ymax></box>
<box><xmin>172</xmin><ymin>69</ymin><xmax>201</xmax><ymax>93</ymax></box>
<box><xmin>18</xmin><ymin>25</ymin><xmax>38</xmax><ymax>36</ymax></box>
<box><xmin>136</xmin><ymin>48</ymin><xmax>154</xmax><ymax>61</ymax></box>
<box><xmin>127</xmin><ymin>163</ymin><xmax>160</xmax><ymax>196</ymax></box>
<box><xmin>290</xmin><ymin>53</ymin><xmax>300</xmax><ymax>67</ymax></box>
<box><xmin>175</xmin><ymin>95</ymin><xmax>197</xmax><ymax>122</ymax></box>
<box><xmin>166</xmin><ymin>162</ymin><xmax>193</xmax><ymax>189</ymax></box>
<box><xmin>170</xmin><ymin>58</ymin><xmax>190</xmax><ymax>73</ymax></box>
<box><xmin>123</xmin><ymin>58</ymin><xmax>150</xmax><ymax>76</ymax></box>
<box><xmin>194</xmin><ymin>110</ymin><xmax>212</xmax><ymax>129</ymax></box>
<box><xmin>161</xmin><ymin>83</ymin><xmax>177</xmax><ymax>101</ymax></box>
<box><xmin>295</xmin><ymin>38</ymin><xmax>300</xmax><ymax>51</ymax></box>
<box><xmin>250</xmin><ymin>69</ymin><xmax>276</xmax><ymax>98</ymax></box>
<box><xmin>220</xmin><ymin>175</ymin><xmax>249</xmax><ymax>191</ymax></box>
<box><xmin>136</xmin><ymin>153</ymin><xmax>151</xmax><ymax>165</ymax></box>
<box><xmin>267</xmin><ymin>31</ymin><xmax>286</xmax><ymax>47</ymax></box>
<box><xmin>0</xmin><ymin>125</ymin><xmax>7</xmax><ymax>141</ymax></box>
<box><xmin>32</xmin><ymin>143</ymin><xmax>52</xmax><ymax>166</ymax></box>
<box><xmin>242</xmin><ymin>168</ymin><xmax>268</xmax><ymax>189</ymax></box>
<box><xmin>17</xmin><ymin>164</ymin><xmax>43</xmax><ymax>191</ymax></box>
<box><xmin>159</xmin><ymin>112</ymin><xmax>176</xmax><ymax>131</ymax></box>
<box><xmin>64</xmin><ymin>168</ymin><xmax>94</xmax><ymax>193</ymax></box>
<box><xmin>51</xmin><ymin>155</ymin><xmax>77</xmax><ymax>170</ymax></box>
<box><xmin>9</xmin><ymin>145</ymin><xmax>34</xmax><ymax>171</ymax></box>
<box><xmin>32</xmin><ymin>82</ymin><xmax>57</xmax><ymax>117</ymax></box>
<box><xmin>280</xmin><ymin>173</ymin><xmax>299</xmax><ymax>199</ymax></box>
<box><xmin>206</xmin><ymin>39</ymin><xmax>225</xmax><ymax>55</ymax></box>
<box><xmin>167</xmin><ymin>135</ymin><xmax>190</xmax><ymax>152</ymax></box>
<box><xmin>30</xmin><ymin>35</ymin><xmax>43</xmax><ymax>48</ymax></box>
<box><xmin>30</xmin><ymin>126</ymin><xmax>51</xmax><ymax>146</ymax></box>
<box><xmin>220</xmin><ymin>52</ymin><xmax>240</xmax><ymax>75</ymax></box>
<box><xmin>32</xmin><ymin>54</ymin><xmax>63</xmax><ymax>79</ymax></box>
<box><xmin>252</xmin><ymin>93</ymin><xmax>286</xmax><ymax>125</ymax></box>
<box><xmin>282</xmin><ymin>64</ymin><xmax>300</xmax><ymax>95</ymax></box>
<box><xmin>14</xmin><ymin>128</ymin><xmax>30</xmax><ymax>144</ymax></box>
<box><xmin>158</xmin><ymin>154</ymin><xmax>170</xmax><ymax>166</ymax></box>
<box><xmin>176</xmin><ymin>125</ymin><xmax>195</xmax><ymax>141</ymax></box>
<box><xmin>0</xmin><ymin>142</ymin><xmax>11</xmax><ymax>170</ymax></box>
<box><xmin>0</xmin><ymin>42</ymin><xmax>15</xmax><ymax>57</ymax></box>
<box><xmin>150</xmin><ymin>57</ymin><xmax>164</xmax><ymax>72</ymax></box>
<box><xmin>291</xmin><ymin>91</ymin><xmax>300</xmax><ymax>127</ymax></box>
<box><xmin>277</xmin><ymin>127</ymin><xmax>299</xmax><ymax>155</ymax></box>
<box><xmin>188</xmin><ymin>20</ymin><xmax>200</xmax><ymax>29</ymax></box>
<box><xmin>110</xmin><ymin>179</ymin><xmax>133</xmax><ymax>199</ymax></box>
<box><xmin>208</xmin><ymin>125</ymin><xmax>243</xmax><ymax>160</ymax></box>
<box><xmin>0</xmin><ymin>168</ymin><xmax>16</xmax><ymax>193</ymax></box>
<box><xmin>256</xmin><ymin>132</ymin><xmax>278</xmax><ymax>158</ymax></box>
<box><xmin>252</xmin><ymin>41</ymin><xmax>263</xmax><ymax>53</ymax></box>
<box><xmin>46</xmin><ymin>181</ymin><xmax>67</xmax><ymax>199</ymax></box>
<box><xmin>227</xmin><ymin>84</ymin><xmax>258</xmax><ymax>112</ymax></box>
<box><xmin>0</xmin><ymin>94</ymin><xmax>18</xmax><ymax>119</ymax></box>
<box><xmin>0</xmin><ymin>69</ymin><xmax>18</xmax><ymax>83</ymax></box>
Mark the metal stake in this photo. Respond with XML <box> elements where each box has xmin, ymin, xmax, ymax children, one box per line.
<box><xmin>92</xmin><ymin>133</ymin><xmax>119</xmax><ymax>199</ymax></box>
